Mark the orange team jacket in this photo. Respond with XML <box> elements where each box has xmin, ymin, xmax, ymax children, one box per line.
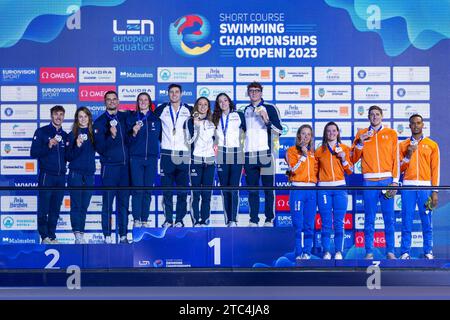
<box><xmin>315</xmin><ymin>143</ymin><xmax>353</xmax><ymax>186</ymax></box>
<box><xmin>351</xmin><ymin>126</ymin><xmax>399</xmax><ymax>183</ymax></box>
<box><xmin>399</xmin><ymin>137</ymin><xmax>440</xmax><ymax>187</ymax></box>
<box><xmin>285</xmin><ymin>145</ymin><xmax>317</xmax><ymax>185</ymax></box>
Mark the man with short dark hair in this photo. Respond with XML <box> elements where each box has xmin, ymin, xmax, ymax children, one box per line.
<box><xmin>352</xmin><ymin>105</ymin><xmax>399</xmax><ymax>259</ymax></box>
<box><xmin>154</xmin><ymin>84</ymin><xmax>192</xmax><ymax>227</ymax></box>
<box><xmin>31</xmin><ymin>105</ymin><xmax>67</xmax><ymax>244</ymax></box>
<box><xmin>399</xmin><ymin>114</ymin><xmax>440</xmax><ymax>259</ymax></box>
<box><xmin>93</xmin><ymin>91</ymin><xmax>130</xmax><ymax>244</ymax></box>
<box><xmin>243</xmin><ymin>81</ymin><xmax>282</xmax><ymax>227</ymax></box>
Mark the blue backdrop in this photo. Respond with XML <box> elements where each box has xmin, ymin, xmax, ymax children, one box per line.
<box><xmin>0</xmin><ymin>0</ymin><xmax>449</xmax><ymax>266</ymax></box>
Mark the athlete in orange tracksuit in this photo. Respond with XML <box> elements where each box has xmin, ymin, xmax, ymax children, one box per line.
<box><xmin>399</xmin><ymin>114</ymin><xmax>439</xmax><ymax>259</ymax></box>
<box><xmin>315</xmin><ymin>122</ymin><xmax>353</xmax><ymax>260</ymax></box>
<box><xmin>286</xmin><ymin>124</ymin><xmax>317</xmax><ymax>260</ymax></box>
<box><xmin>352</xmin><ymin>105</ymin><xmax>399</xmax><ymax>259</ymax></box>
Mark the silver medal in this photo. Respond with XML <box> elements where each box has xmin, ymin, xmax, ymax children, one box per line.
<box><xmin>81</xmin><ymin>134</ymin><xmax>88</xmax><ymax>141</ymax></box>
<box><xmin>54</xmin><ymin>134</ymin><xmax>62</xmax><ymax>142</ymax></box>
<box><xmin>367</xmin><ymin>129</ymin><xmax>374</xmax><ymax>137</ymax></box>
<box><xmin>137</xmin><ymin>120</ymin><xmax>144</xmax><ymax>127</ymax></box>
<box><xmin>335</xmin><ymin>146</ymin><xmax>343</xmax><ymax>153</ymax></box>
<box><xmin>110</xmin><ymin>119</ymin><xmax>118</xmax><ymax>127</ymax></box>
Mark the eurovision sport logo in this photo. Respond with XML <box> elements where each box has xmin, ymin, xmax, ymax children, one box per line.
<box><xmin>169</xmin><ymin>14</ymin><xmax>212</xmax><ymax>57</ymax></box>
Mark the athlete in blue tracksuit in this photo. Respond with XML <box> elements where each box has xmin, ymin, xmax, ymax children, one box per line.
<box><xmin>30</xmin><ymin>105</ymin><xmax>67</xmax><ymax>244</ymax></box>
<box><xmin>154</xmin><ymin>84</ymin><xmax>192</xmax><ymax>227</ymax></box>
<box><xmin>93</xmin><ymin>91</ymin><xmax>130</xmax><ymax>243</ymax></box>
<box><xmin>212</xmin><ymin>93</ymin><xmax>245</xmax><ymax>226</ymax></box>
<box><xmin>126</xmin><ymin>92</ymin><xmax>161</xmax><ymax>228</ymax></box>
<box><xmin>185</xmin><ymin>97</ymin><xmax>216</xmax><ymax>226</ymax></box>
<box><xmin>243</xmin><ymin>82</ymin><xmax>282</xmax><ymax>227</ymax></box>
<box><xmin>65</xmin><ymin>107</ymin><xmax>96</xmax><ymax>244</ymax></box>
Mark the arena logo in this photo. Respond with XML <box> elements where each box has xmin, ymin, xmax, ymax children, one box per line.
<box><xmin>113</xmin><ymin>19</ymin><xmax>154</xmax><ymax>35</ymax></box>
<box><xmin>169</xmin><ymin>14</ymin><xmax>212</xmax><ymax>57</ymax></box>
<box><xmin>40</xmin><ymin>67</ymin><xmax>77</xmax><ymax>83</ymax></box>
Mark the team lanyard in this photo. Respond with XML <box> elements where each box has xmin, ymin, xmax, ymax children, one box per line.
<box><xmin>220</xmin><ymin>112</ymin><xmax>230</xmax><ymax>146</ymax></box>
<box><xmin>169</xmin><ymin>103</ymin><xmax>182</xmax><ymax>135</ymax></box>
<box><xmin>368</xmin><ymin>124</ymin><xmax>383</xmax><ymax>136</ymax></box>
<box><xmin>327</xmin><ymin>142</ymin><xmax>341</xmax><ymax>155</ymax></box>
<box><xmin>136</xmin><ymin>110</ymin><xmax>150</xmax><ymax>126</ymax></box>
<box><xmin>410</xmin><ymin>135</ymin><xmax>423</xmax><ymax>146</ymax></box>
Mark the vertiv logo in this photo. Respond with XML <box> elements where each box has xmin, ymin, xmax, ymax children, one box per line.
<box><xmin>169</xmin><ymin>14</ymin><xmax>212</xmax><ymax>57</ymax></box>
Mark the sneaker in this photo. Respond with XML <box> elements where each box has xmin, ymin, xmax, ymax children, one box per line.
<box><xmin>193</xmin><ymin>223</ymin><xmax>203</xmax><ymax>228</ymax></box>
<box><xmin>42</xmin><ymin>237</ymin><xmax>52</xmax><ymax>244</ymax></box>
<box><xmin>248</xmin><ymin>222</ymin><xmax>258</xmax><ymax>227</ymax></box>
<box><xmin>365</xmin><ymin>253</ymin><xmax>374</xmax><ymax>260</ymax></box>
<box><xmin>323</xmin><ymin>252</ymin><xmax>332</xmax><ymax>260</ymax></box>
<box><xmin>74</xmin><ymin>232</ymin><xmax>83</xmax><ymax>244</ymax></box>
<box><xmin>334</xmin><ymin>252</ymin><xmax>343</xmax><ymax>260</ymax></box>
<box><xmin>104</xmin><ymin>236</ymin><xmax>112</xmax><ymax>244</ymax></box>
<box><xmin>50</xmin><ymin>239</ymin><xmax>59</xmax><ymax>244</ymax></box>
<box><xmin>142</xmin><ymin>221</ymin><xmax>152</xmax><ymax>228</ymax></box>
<box><xmin>400</xmin><ymin>253</ymin><xmax>410</xmax><ymax>260</ymax></box>
<box><xmin>133</xmin><ymin>220</ymin><xmax>142</xmax><ymax>228</ymax></box>
<box><xmin>263</xmin><ymin>221</ymin><xmax>274</xmax><ymax>227</ymax></box>
<box><xmin>173</xmin><ymin>222</ymin><xmax>184</xmax><ymax>228</ymax></box>
<box><xmin>119</xmin><ymin>236</ymin><xmax>129</xmax><ymax>244</ymax></box>
<box><xmin>161</xmin><ymin>221</ymin><xmax>173</xmax><ymax>228</ymax></box>
<box><xmin>301</xmin><ymin>253</ymin><xmax>311</xmax><ymax>260</ymax></box>
<box><xmin>295</xmin><ymin>255</ymin><xmax>303</xmax><ymax>262</ymax></box>
<box><xmin>386</xmin><ymin>252</ymin><xmax>397</xmax><ymax>260</ymax></box>
<box><xmin>227</xmin><ymin>221</ymin><xmax>238</xmax><ymax>227</ymax></box>
<box><xmin>424</xmin><ymin>253</ymin><xmax>434</xmax><ymax>260</ymax></box>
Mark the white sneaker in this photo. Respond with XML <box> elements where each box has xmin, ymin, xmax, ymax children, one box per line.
<box><xmin>301</xmin><ymin>253</ymin><xmax>311</xmax><ymax>260</ymax></box>
<box><xmin>74</xmin><ymin>232</ymin><xmax>83</xmax><ymax>244</ymax></box>
<box><xmin>119</xmin><ymin>236</ymin><xmax>129</xmax><ymax>244</ymax></box>
<box><xmin>42</xmin><ymin>237</ymin><xmax>52</xmax><ymax>244</ymax></box>
<box><xmin>104</xmin><ymin>236</ymin><xmax>112</xmax><ymax>244</ymax></box>
<box><xmin>142</xmin><ymin>221</ymin><xmax>152</xmax><ymax>228</ymax></box>
<box><xmin>133</xmin><ymin>220</ymin><xmax>142</xmax><ymax>228</ymax></box>
<box><xmin>161</xmin><ymin>221</ymin><xmax>172</xmax><ymax>228</ymax></box>
<box><xmin>263</xmin><ymin>221</ymin><xmax>274</xmax><ymax>227</ymax></box>
<box><xmin>248</xmin><ymin>222</ymin><xmax>258</xmax><ymax>227</ymax></box>
<box><xmin>334</xmin><ymin>252</ymin><xmax>343</xmax><ymax>260</ymax></box>
<box><xmin>50</xmin><ymin>239</ymin><xmax>59</xmax><ymax>244</ymax></box>
<box><xmin>323</xmin><ymin>252</ymin><xmax>332</xmax><ymax>260</ymax></box>
<box><xmin>424</xmin><ymin>253</ymin><xmax>434</xmax><ymax>260</ymax></box>
<box><xmin>227</xmin><ymin>221</ymin><xmax>238</xmax><ymax>227</ymax></box>
<box><xmin>400</xmin><ymin>253</ymin><xmax>410</xmax><ymax>260</ymax></box>
<box><xmin>295</xmin><ymin>255</ymin><xmax>302</xmax><ymax>262</ymax></box>
<box><xmin>386</xmin><ymin>252</ymin><xmax>397</xmax><ymax>260</ymax></box>
<box><xmin>173</xmin><ymin>222</ymin><xmax>184</xmax><ymax>228</ymax></box>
